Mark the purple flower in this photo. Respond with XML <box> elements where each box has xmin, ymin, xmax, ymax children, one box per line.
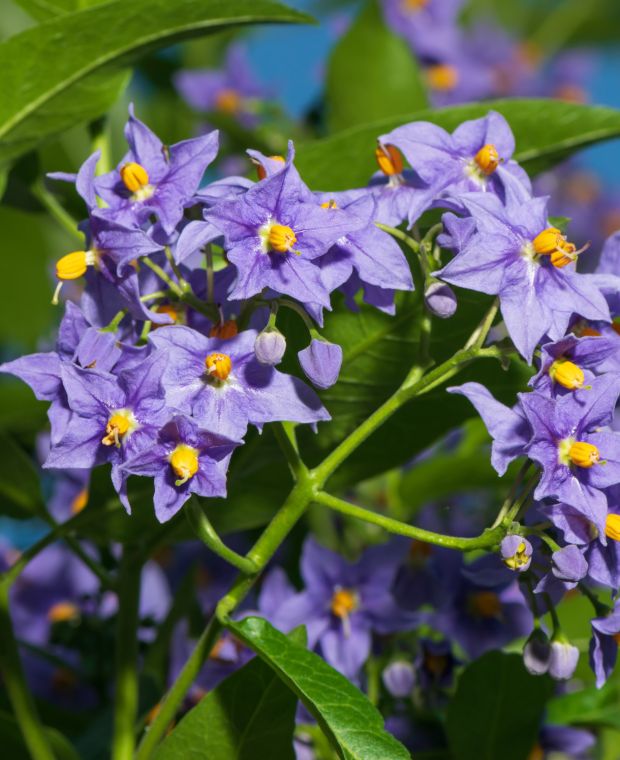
<box><xmin>584</xmin><ymin>507</ymin><xmax>620</xmax><ymax>588</ymax></box>
<box><xmin>590</xmin><ymin>600</ymin><xmax>620</xmax><ymax>687</ymax></box>
<box><xmin>436</xmin><ymin>183</ymin><xmax>610</xmax><ymax>361</ymax></box>
<box><xmin>500</xmin><ymin>535</ymin><xmax>532</xmax><ymax>572</ymax></box>
<box><xmin>298</xmin><ymin>338</ymin><xmax>343</xmax><ymax>390</ymax></box>
<box><xmin>448</xmin><ymin>382</ymin><xmax>531</xmax><ymax>475</ymax></box>
<box><xmin>148</xmin><ymin>325</ymin><xmax>329</xmax><ymax>439</ymax></box>
<box><xmin>379</xmin><ymin>112</ymin><xmax>529</xmax><ymax>203</ymax></box>
<box><xmin>205</xmin><ymin>144</ymin><xmax>363</xmax><ymax>306</ymax></box>
<box><xmin>424</xmin><ymin>281</ymin><xmax>457</xmax><ymax>318</ymax></box>
<box><xmin>549</xmin><ymin>636</ymin><xmax>579</xmax><ymax>681</ymax></box>
<box><xmin>44</xmin><ymin>353</ymin><xmax>170</xmax><ymax>509</ymax></box>
<box><xmin>530</xmin><ymin>333</ymin><xmax>617</xmax><ymax>397</ymax></box>
<box><xmin>121</xmin><ymin>415</ymin><xmax>239</xmax><ymax>523</ymax></box>
<box><xmin>92</xmin><ymin>105</ymin><xmax>219</xmax><ymax>236</ymax></box>
<box><xmin>174</xmin><ymin>44</ymin><xmax>266</xmax><ymax>127</ymax></box>
<box><xmin>539</xmin><ymin>724</ymin><xmax>596</xmax><ymax>759</ymax></box>
<box><xmin>431</xmin><ymin>555</ymin><xmax>533</xmax><ymax>659</ymax></box>
<box><xmin>381</xmin><ymin>0</ymin><xmax>464</xmax><ymax>61</ymax></box>
<box><xmin>519</xmin><ymin>375</ymin><xmax>620</xmax><ymax>534</ymax></box>
<box><xmin>273</xmin><ymin>538</ymin><xmax>416</xmax><ymax>679</ymax></box>
<box><xmin>382</xmin><ymin>661</ymin><xmax>415</xmax><ymax>698</ymax></box>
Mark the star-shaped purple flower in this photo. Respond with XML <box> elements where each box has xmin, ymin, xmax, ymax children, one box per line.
<box><xmin>148</xmin><ymin>325</ymin><xmax>329</xmax><ymax>439</ymax></box>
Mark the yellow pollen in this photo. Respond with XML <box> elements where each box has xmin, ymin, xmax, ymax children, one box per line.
<box><xmin>321</xmin><ymin>200</ymin><xmax>339</xmax><ymax>209</ymax></box>
<box><xmin>375</xmin><ymin>144</ymin><xmax>404</xmax><ymax>176</ymax></box>
<box><xmin>470</xmin><ymin>591</ymin><xmax>501</xmax><ymax>618</ymax></box>
<box><xmin>533</xmin><ymin>227</ymin><xmax>565</xmax><ymax>255</ymax></box>
<box><xmin>215</xmin><ymin>88</ymin><xmax>242</xmax><ymax>114</ymax></box>
<box><xmin>56</xmin><ymin>251</ymin><xmax>90</xmax><ymax>281</ymax></box>
<box><xmin>605</xmin><ymin>514</ymin><xmax>620</xmax><ymax>542</ymax></box>
<box><xmin>256</xmin><ymin>155</ymin><xmax>285</xmax><ymax>181</ymax></box>
<box><xmin>120</xmin><ymin>162</ymin><xmax>150</xmax><ymax>193</ymax></box>
<box><xmin>568</xmin><ymin>441</ymin><xmax>600</xmax><ymax>468</ymax></box>
<box><xmin>48</xmin><ymin>601</ymin><xmax>80</xmax><ymax>624</ymax></box>
<box><xmin>549</xmin><ymin>359</ymin><xmax>585</xmax><ymax>390</ymax></box>
<box><xmin>209</xmin><ymin>319</ymin><xmax>238</xmax><ymax>339</ymax></box>
<box><xmin>155</xmin><ymin>303</ymin><xmax>181</xmax><ymax>324</ymax></box>
<box><xmin>268</xmin><ymin>224</ymin><xmax>297</xmax><ymax>253</ymax></box>
<box><xmin>503</xmin><ymin>541</ymin><xmax>530</xmax><ymax>571</ymax></box>
<box><xmin>474</xmin><ymin>144</ymin><xmax>500</xmax><ymax>175</ymax></box>
<box><xmin>169</xmin><ymin>444</ymin><xmax>199</xmax><ymax>486</ymax></box>
<box><xmin>403</xmin><ymin>0</ymin><xmax>428</xmax><ymax>10</ymax></box>
<box><xmin>205</xmin><ymin>352</ymin><xmax>232</xmax><ymax>381</ymax></box>
<box><xmin>426</xmin><ymin>64</ymin><xmax>459</xmax><ymax>91</ymax></box>
<box><xmin>70</xmin><ymin>488</ymin><xmax>89</xmax><ymax>515</ymax></box>
<box><xmin>330</xmin><ymin>588</ymin><xmax>358</xmax><ymax>619</ymax></box>
<box><xmin>102</xmin><ymin>412</ymin><xmax>133</xmax><ymax>448</ymax></box>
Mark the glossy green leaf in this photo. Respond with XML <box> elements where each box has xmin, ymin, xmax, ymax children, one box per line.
<box><xmin>0</xmin><ymin>431</ymin><xmax>45</xmax><ymax>519</ymax></box>
<box><xmin>228</xmin><ymin>616</ymin><xmax>410</xmax><ymax>760</ymax></box>
<box><xmin>325</xmin><ymin>0</ymin><xmax>427</xmax><ymax>133</ymax></box>
<box><xmin>154</xmin><ymin>638</ymin><xmax>298</xmax><ymax>760</ymax></box>
<box><xmin>295</xmin><ymin>99</ymin><xmax>620</xmax><ymax>190</ymax></box>
<box><xmin>0</xmin><ymin>0</ymin><xmax>312</xmax><ymax>168</ymax></box>
<box><xmin>11</xmin><ymin>0</ymin><xmax>110</xmax><ymax>22</ymax></box>
<box><xmin>446</xmin><ymin>652</ymin><xmax>552</xmax><ymax>760</ymax></box>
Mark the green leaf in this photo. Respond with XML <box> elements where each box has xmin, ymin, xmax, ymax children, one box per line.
<box><xmin>546</xmin><ymin>683</ymin><xmax>620</xmax><ymax>731</ymax></box>
<box><xmin>295</xmin><ymin>99</ymin><xmax>620</xmax><ymax>190</ymax></box>
<box><xmin>227</xmin><ymin>616</ymin><xmax>410</xmax><ymax>760</ymax></box>
<box><xmin>0</xmin><ymin>0</ymin><xmax>312</xmax><ymax>168</ymax></box>
<box><xmin>0</xmin><ymin>431</ymin><xmax>45</xmax><ymax>519</ymax></box>
<box><xmin>325</xmin><ymin>0</ymin><xmax>427</xmax><ymax>133</ymax></box>
<box><xmin>154</xmin><ymin>639</ymin><xmax>298</xmax><ymax>760</ymax></box>
<box><xmin>446</xmin><ymin>652</ymin><xmax>552</xmax><ymax>760</ymax></box>
<box><xmin>11</xmin><ymin>0</ymin><xmax>111</xmax><ymax>23</ymax></box>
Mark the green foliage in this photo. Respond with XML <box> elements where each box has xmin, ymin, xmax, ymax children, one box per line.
<box><xmin>0</xmin><ymin>0</ymin><xmax>312</xmax><ymax>169</ymax></box>
<box><xmin>446</xmin><ymin>652</ymin><xmax>553</xmax><ymax>760</ymax></box>
<box><xmin>11</xmin><ymin>0</ymin><xmax>110</xmax><ymax>23</ymax></box>
<box><xmin>547</xmin><ymin>683</ymin><xmax>620</xmax><ymax>731</ymax></box>
<box><xmin>295</xmin><ymin>99</ymin><xmax>620</xmax><ymax>190</ymax></box>
<box><xmin>325</xmin><ymin>0</ymin><xmax>428</xmax><ymax>133</ymax></box>
<box><xmin>0</xmin><ymin>431</ymin><xmax>45</xmax><ymax>519</ymax></box>
<box><xmin>154</xmin><ymin>640</ymin><xmax>299</xmax><ymax>760</ymax></box>
<box><xmin>228</xmin><ymin>616</ymin><xmax>410</xmax><ymax>760</ymax></box>
<box><xmin>0</xmin><ymin>708</ymin><xmax>79</xmax><ymax>760</ymax></box>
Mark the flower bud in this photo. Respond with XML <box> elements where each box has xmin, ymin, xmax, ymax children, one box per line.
<box><xmin>549</xmin><ymin>636</ymin><xmax>579</xmax><ymax>681</ymax></box>
<box><xmin>424</xmin><ymin>281</ymin><xmax>457</xmax><ymax>319</ymax></box>
<box><xmin>382</xmin><ymin>661</ymin><xmax>415</xmax><ymax>698</ymax></box>
<box><xmin>255</xmin><ymin>329</ymin><xmax>286</xmax><ymax>366</ymax></box>
<box><xmin>523</xmin><ymin>629</ymin><xmax>551</xmax><ymax>676</ymax></box>
<box><xmin>551</xmin><ymin>545</ymin><xmax>588</xmax><ymax>583</ymax></box>
<box><xmin>298</xmin><ymin>338</ymin><xmax>343</xmax><ymax>390</ymax></box>
<box><xmin>500</xmin><ymin>535</ymin><xmax>532</xmax><ymax>572</ymax></box>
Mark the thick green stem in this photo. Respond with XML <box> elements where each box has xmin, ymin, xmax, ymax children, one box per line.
<box><xmin>137</xmin><ymin>480</ymin><xmax>314</xmax><ymax>757</ymax></box>
<box><xmin>111</xmin><ymin>548</ymin><xmax>142</xmax><ymax>760</ymax></box>
<box><xmin>32</xmin><ymin>180</ymin><xmax>82</xmax><ymax>242</ymax></box>
<box><xmin>0</xmin><ymin>585</ymin><xmax>55</xmax><ymax>760</ymax></box>
<box><xmin>314</xmin><ymin>491</ymin><xmax>504</xmax><ymax>551</ymax></box>
<box><xmin>185</xmin><ymin>500</ymin><xmax>258</xmax><ymax>574</ymax></box>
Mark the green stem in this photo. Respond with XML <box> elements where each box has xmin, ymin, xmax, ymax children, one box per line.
<box><xmin>205</xmin><ymin>245</ymin><xmax>215</xmax><ymax>304</ymax></box>
<box><xmin>272</xmin><ymin>422</ymin><xmax>307</xmax><ymax>480</ymax></box>
<box><xmin>111</xmin><ymin>548</ymin><xmax>143</xmax><ymax>760</ymax></box>
<box><xmin>138</xmin><ymin>480</ymin><xmax>314</xmax><ymax>756</ymax></box>
<box><xmin>313</xmin><ymin>344</ymin><xmax>501</xmax><ymax>486</ymax></box>
<box><xmin>90</xmin><ymin>117</ymin><xmax>112</xmax><ymax>175</ymax></box>
<box><xmin>491</xmin><ymin>461</ymin><xmax>532</xmax><ymax>528</ymax></box>
<box><xmin>376</xmin><ymin>223</ymin><xmax>420</xmax><ymax>254</ymax></box>
<box><xmin>185</xmin><ymin>500</ymin><xmax>258</xmax><ymax>575</ymax></box>
<box><xmin>277</xmin><ymin>297</ymin><xmax>316</xmax><ymax>331</ymax></box>
<box><xmin>135</xmin><ymin>615</ymin><xmax>222</xmax><ymax>760</ymax></box>
<box><xmin>141</xmin><ymin>257</ymin><xmax>215</xmax><ymax>320</ymax></box>
<box><xmin>464</xmin><ymin>297</ymin><xmax>500</xmax><ymax>350</ymax></box>
<box><xmin>314</xmin><ymin>491</ymin><xmax>504</xmax><ymax>551</ymax></box>
<box><xmin>164</xmin><ymin>246</ymin><xmax>189</xmax><ymax>289</ymax></box>
<box><xmin>0</xmin><ymin>585</ymin><xmax>55</xmax><ymax>760</ymax></box>
<box><xmin>32</xmin><ymin>180</ymin><xmax>82</xmax><ymax>242</ymax></box>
